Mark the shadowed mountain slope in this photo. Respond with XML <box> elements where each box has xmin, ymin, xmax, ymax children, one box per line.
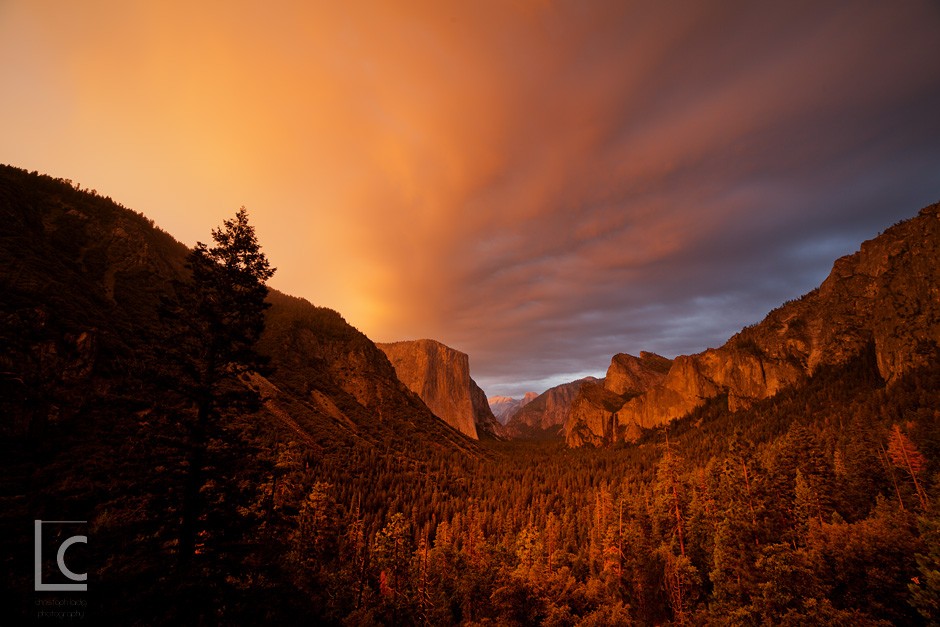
<box><xmin>0</xmin><ymin>164</ymin><xmax>481</xmax><ymax>622</ymax></box>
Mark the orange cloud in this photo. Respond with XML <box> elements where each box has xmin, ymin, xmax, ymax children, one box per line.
<box><xmin>2</xmin><ymin>0</ymin><xmax>939</xmax><ymax>395</ymax></box>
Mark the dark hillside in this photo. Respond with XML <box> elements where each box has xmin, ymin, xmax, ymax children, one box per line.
<box><xmin>2</xmin><ymin>165</ymin><xmax>939</xmax><ymax>625</ymax></box>
<box><xmin>0</xmin><ymin>165</ymin><xmax>477</xmax><ymax>624</ymax></box>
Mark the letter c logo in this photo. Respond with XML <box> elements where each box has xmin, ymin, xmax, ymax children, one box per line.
<box><xmin>56</xmin><ymin>535</ymin><xmax>87</xmax><ymax>582</ymax></box>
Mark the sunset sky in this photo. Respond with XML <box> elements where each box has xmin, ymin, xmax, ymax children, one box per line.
<box><xmin>2</xmin><ymin>1</ymin><xmax>940</xmax><ymax>397</ymax></box>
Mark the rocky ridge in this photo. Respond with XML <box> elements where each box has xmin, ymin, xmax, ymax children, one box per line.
<box><xmin>564</xmin><ymin>352</ymin><xmax>672</xmax><ymax>447</ymax></box>
<box><xmin>565</xmin><ymin>202</ymin><xmax>940</xmax><ymax>447</ymax></box>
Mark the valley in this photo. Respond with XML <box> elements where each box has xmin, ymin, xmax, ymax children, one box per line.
<box><xmin>2</xmin><ymin>165</ymin><xmax>939</xmax><ymax>625</ymax></box>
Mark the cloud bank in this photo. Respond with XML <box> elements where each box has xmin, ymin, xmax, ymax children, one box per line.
<box><xmin>2</xmin><ymin>1</ymin><xmax>939</xmax><ymax>396</ymax></box>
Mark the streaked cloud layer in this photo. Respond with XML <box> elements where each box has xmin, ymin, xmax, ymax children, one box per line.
<box><xmin>2</xmin><ymin>1</ymin><xmax>939</xmax><ymax>396</ymax></box>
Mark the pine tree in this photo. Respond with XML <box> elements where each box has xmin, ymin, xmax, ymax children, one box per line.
<box><xmin>653</xmin><ymin>442</ymin><xmax>698</xmax><ymax>622</ymax></box>
<box><xmin>794</xmin><ymin>470</ymin><xmax>830</xmax><ymax>531</ymax></box>
<box><xmin>413</xmin><ymin>532</ymin><xmax>433</xmax><ymax>625</ymax></box>
<box><xmin>515</xmin><ymin>524</ymin><xmax>544</xmax><ymax>580</ymax></box>
<box><xmin>163</xmin><ymin>208</ymin><xmax>276</xmax><ymax>570</ymax></box>
<box><xmin>888</xmin><ymin>424</ymin><xmax>929</xmax><ymax>511</ymax></box>
<box><xmin>340</xmin><ymin>498</ymin><xmax>369</xmax><ymax>612</ymax></box>
<box><xmin>294</xmin><ymin>481</ymin><xmax>337</xmax><ymax>565</ymax></box>
<box><xmin>373</xmin><ymin>512</ymin><xmax>414</xmax><ymax>622</ymax></box>
<box><xmin>910</xmin><ymin>511</ymin><xmax>940</xmax><ymax>622</ymax></box>
<box><xmin>711</xmin><ymin>436</ymin><xmax>767</xmax><ymax>613</ymax></box>
<box><xmin>545</xmin><ymin>511</ymin><xmax>563</xmax><ymax>576</ymax></box>
<box><xmin>766</xmin><ymin>424</ymin><xmax>833</xmax><ymax>541</ymax></box>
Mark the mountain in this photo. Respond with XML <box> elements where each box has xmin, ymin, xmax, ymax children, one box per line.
<box><xmin>504</xmin><ymin>377</ymin><xmax>596</xmax><ymax>439</ymax></box>
<box><xmin>4</xmin><ymin>165</ymin><xmax>940</xmax><ymax>625</ymax></box>
<box><xmin>488</xmin><ymin>396</ymin><xmax>517</xmax><ymax>422</ymax></box>
<box><xmin>257</xmin><ymin>298</ymin><xmax>480</xmax><ymax>452</ymax></box>
<box><xmin>563</xmin><ymin>352</ymin><xmax>672</xmax><ymax>447</ymax></box>
<box><xmin>0</xmin><ymin>164</ymin><xmax>473</xmax><ymax>454</ymax></box>
<box><xmin>0</xmin><ymin>165</ymin><xmax>480</xmax><ymax>622</ymax></box>
<box><xmin>565</xmin><ymin>202</ymin><xmax>940</xmax><ymax>446</ymax></box>
<box><xmin>377</xmin><ymin>339</ymin><xmax>504</xmax><ymax>439</ymax></box>
<box><xmin>488</xmin><ymin>391</ymin><xmax>538</xmax><ymax>424</ymax></box>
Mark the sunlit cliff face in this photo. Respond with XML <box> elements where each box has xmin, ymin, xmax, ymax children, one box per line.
<box><xmin>2</xmin><ymin>0</ymin><xmax>940</xmax><ymax>396</ymax></box>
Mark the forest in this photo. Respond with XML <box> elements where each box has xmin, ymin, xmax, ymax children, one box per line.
<box><xmin>2</xmin><ymin>166</ymin><xmax>939</xmax><ymax>625</ymax></box>
<box><xmin>9</xmin><ymin>339</ymin><xmax>938</xmax><ymax>625</ymax></box>
<box><xmin>248</xmin><ymin>347</ymin><xmax>940</xmax><ymax>626</ymax></box>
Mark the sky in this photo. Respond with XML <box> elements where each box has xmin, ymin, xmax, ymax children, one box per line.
<box><xmin>2</xmin><ymin>1</ymin><xmax>940</xmax><ymax>397</ymax></box>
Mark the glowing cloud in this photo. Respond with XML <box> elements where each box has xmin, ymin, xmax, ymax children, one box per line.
<box><xmin>2</xmin><ymin>1</ymin><xmax>939</xmax><ymax>396</ymax></box>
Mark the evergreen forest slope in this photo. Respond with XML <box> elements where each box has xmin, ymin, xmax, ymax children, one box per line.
<box><xmin>1</xmin><ymin>164</ymin><xmax>939</xmax><ymax>625</ymax></box>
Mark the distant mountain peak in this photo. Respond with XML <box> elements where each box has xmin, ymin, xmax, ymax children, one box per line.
<box><xmin>488</xmin><ymin>392</ymin><xmax>538</xmax><ymax>425</ymax></box>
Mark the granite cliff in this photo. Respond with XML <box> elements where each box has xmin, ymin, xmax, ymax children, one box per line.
<box><xmin>256</xmin><ymin>295</ymin><xmax>477</xmax><ymax>453</ymax></box>
<box><xmin>377</xmin><ymin>339</ymin><xmax>503</xmax><ymax>439</ymax></box>
<box><xmin>565</xmin><ymin>202</ymin><xmax>940</xmax><ymax>446</ymax></box>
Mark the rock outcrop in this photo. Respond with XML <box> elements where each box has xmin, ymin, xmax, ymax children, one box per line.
<box><xmin>566</xmin><ymin>202</ymin><xmax>940</xmax><ymax>446</ymax></box>
<box><xmin>564</xmin><ymin>352</ymin><xmax>672</xmax><ymax>447</ymax></box>
<box><xmin>378</xmin><ymin>339</ymin><xmax>501</xmax><ymax>440</ymax></box>
<box><xmin>505</xmin><ymin>378</ymin><xmax>596</xmax><ymax>439</ymax></box>
<box><xmin>605</xmin><ymin>352</ymin><xmax>673</xmax><ymax>395</ymax></box>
